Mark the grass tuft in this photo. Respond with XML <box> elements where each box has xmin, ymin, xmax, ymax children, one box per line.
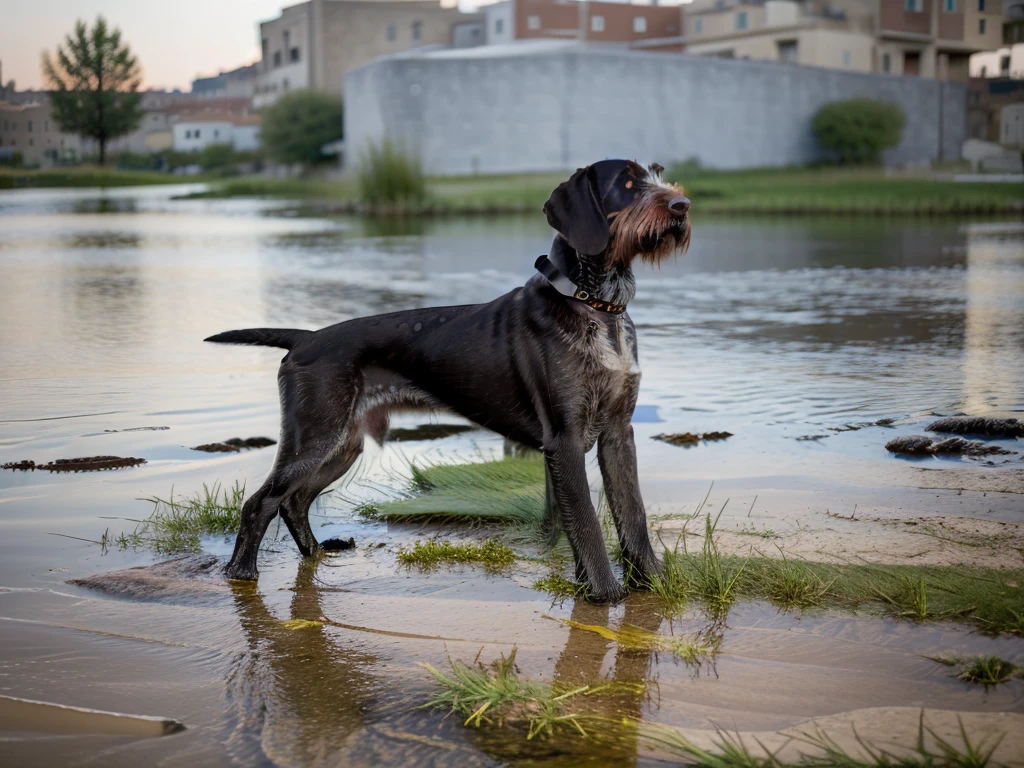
<box><xmin>533</xmin><ymin>573</ymin><xmax>587</xmax><ymax>600</ymax></box>
<box><xmin>104</xmin><ymin>481</ymin><xmax>245</xmax><ymax>553</ymax></box>
<box><xmin>356</xmin><ymin>137</ymin><xmax>427</xmax><ymax>207</ymax></box>
<box><xmin>930</xmin><ymin>655</ymin><xmax>1023</xmax><ymax>687</ymax></box>
<box><xmin>396</xmin><ymin>538</ymin><xmax>516</xmax><ymax>571</ymax></box>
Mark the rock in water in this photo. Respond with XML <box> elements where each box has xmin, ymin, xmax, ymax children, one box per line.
<box><xmin>886</xmin><ymin>435</ymin><xmax>1015</xmax><ymax>457</ymax></box>
<box><xmin>926</xmin><ymin>417</ymin><xmax>1024</xmax><ymax>438</ymax></box>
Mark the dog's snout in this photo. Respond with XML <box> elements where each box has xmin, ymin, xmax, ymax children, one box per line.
<box><xmin>668</xmin><ymin>195</ymin><xmax>690</xmax><ymax>216</ymax></box>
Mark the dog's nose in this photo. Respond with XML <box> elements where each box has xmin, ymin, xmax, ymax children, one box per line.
<box><xmin>669</xmin><ymin>195</ymin><xmax>690</xmax><ymax>216</ymax></box>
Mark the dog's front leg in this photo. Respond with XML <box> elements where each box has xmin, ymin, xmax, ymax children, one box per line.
<box><xmin>545</xmin><ymin>436</ymin><xmax>625</xmax><ymax>603</ymax></box>
<box><xmin>597</xmin><ymin>422</ymin><xmax>662</xmax><ymax>589</ymax></box>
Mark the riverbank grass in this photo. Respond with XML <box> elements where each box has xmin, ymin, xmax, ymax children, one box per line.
<box><xmin>930</xmin><ymin>655</ymin><xmax>1023</xmax><ymax>687</ymax></box>
<box><xmin>0</xmin><ymin>166</ymin><xmax>206</xmax><ymax>189</ymax></box>
<box><xmin>180</xmin><ymin>166</ymin><xmax>1021</xmax><ymax>215</ymax></box>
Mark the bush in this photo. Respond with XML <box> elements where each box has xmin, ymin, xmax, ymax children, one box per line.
<box><xmin>357</xmin><ymin>138</ymin><xmax>426</xmax><ymax>206</ymax></box>
<box><xmin>0</xmin><ymin>151</ymin><xmax>25</xmax><ymax>168</ymax></box>
<box><xmin>116</xmin><ymin>151</ymin><xmax>162</xmax><ymax>171</ymax></box>
<box><xmin>260</xmin><ymin>90</ymin><xmax>343</xmax><ymax>167</ymax></box>
<box><xmin>812</xmin><ymin>98</ymin><xmax>906</xmax><ymax>164</ymax></box>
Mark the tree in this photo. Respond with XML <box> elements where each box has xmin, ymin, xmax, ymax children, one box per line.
<box><xmin>261</xmin><ymin>90</ymin><xmax>343</xmax><ymax>168</ymax></box>
<box><xmin>42</xmin><ymin>17</ymin><xmax>143</xmax><ymax>165</ymax></box>
<box><xmin>812</xmin><ymin>99</ymin><xmax>906</xmax><ymax>165</ymax></box>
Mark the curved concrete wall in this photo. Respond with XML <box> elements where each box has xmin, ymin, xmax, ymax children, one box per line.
<box><xmin>344</xmin><ymin>47</ymin><xmax>965</xmax><ymax>175</ymax></box>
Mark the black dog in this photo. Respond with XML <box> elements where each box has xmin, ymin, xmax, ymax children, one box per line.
<box><xmin>207</xmin><ymin>159</ymin><xmax>691</xmax><ymax>603</ymax></box>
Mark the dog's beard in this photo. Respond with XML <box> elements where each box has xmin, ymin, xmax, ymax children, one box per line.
<box><xmin>607</xmin><ymin>189</ymin><xmax>691</xmax><ymax>267</ymax></box>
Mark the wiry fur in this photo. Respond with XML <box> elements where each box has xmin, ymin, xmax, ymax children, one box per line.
<box><xmin>207</xmin><ymin>158</ymin><xmax>690</xmax><ymax>603</ymax></box>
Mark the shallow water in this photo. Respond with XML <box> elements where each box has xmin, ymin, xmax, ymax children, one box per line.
<box><xmin>1</xmin><ymin>186</ymin><xmax>1023</xmax><ymax>765</ymax></box>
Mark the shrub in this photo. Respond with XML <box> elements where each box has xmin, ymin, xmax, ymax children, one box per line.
<box><xmin>812</xmin><ymin>98</ymin><xmax>906</xmax><ymax>164</ymax></box>
<box><xmin>357</xmin><ymin>137</ymin><xmax>426</xmax><ymax>206</ymax></box>
<box><xmin>260</xmin><ymin>89</ymin><xmax>343</xmax><ymax>167</ymax></box>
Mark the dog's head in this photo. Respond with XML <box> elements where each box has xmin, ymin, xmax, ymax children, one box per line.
<box><xmin>543</xmin><ymin>159</ymin><xmax>690</xmax><ymax>268</ymax></box>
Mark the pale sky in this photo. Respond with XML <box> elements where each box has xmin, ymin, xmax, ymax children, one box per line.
<box><xmin>0</xmin><ymin>0</ymin><xmax>687</xmax><ymax>92</ymax></box>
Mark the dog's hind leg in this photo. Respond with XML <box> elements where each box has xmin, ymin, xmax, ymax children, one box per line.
<box><xmin>226</xmin><ymin>367</ymin><xmax>357</xmax><ymax>581</ymax></box>
<box><xmin>278</xmin><ymin>431</ymin><xmax>365</xmax><ymax>556</ymax></box>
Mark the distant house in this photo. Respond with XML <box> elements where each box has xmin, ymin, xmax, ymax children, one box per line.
<box><xmin>172</xmin><ymin>114</ymin><xmax>262</xmax><ymax>152</ymax></box>
<box><xmin>0</xmin><ymin>101</ymin><xmax>80</xmax><ymax>166</ymax></box>
<box><xmin>253</xmin><ymin>0</ymin><xmax>484</xmax><ymax>106</ymax></box>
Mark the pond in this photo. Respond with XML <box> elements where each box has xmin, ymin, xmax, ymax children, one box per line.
<box><xmin>0</xmin><ymin>185</ymin><xmax>1022</xmax><ymax>765</ymax></box>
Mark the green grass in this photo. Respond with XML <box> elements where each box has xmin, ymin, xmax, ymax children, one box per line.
<box><xmin>102</xmin><ymin>481</ymin><xmax>245</xmax><ymax>554</ymax></box>
<box><xmin>183</xmin><ymin>165</ymin><xmax>1021</xmax><ymax>216</ymax></box>
<box><xmin>0</xmin><ymin>166</ymin><xmax>205</xmax><ymax>189</ymax></box>
<box><xmin>356</xmin><ymin>137</ymin><xmax>427</xmax><ymax>206</ymax></box>
<box><xmin>652</xmin><ymin>515</ymin><xmax>1024</xmax><ymax>635</ymax></box>
<box><xmin>396</xmin><ymin>538</ymin><xmax>516</xmax><ymax>571</ymax></box>
<box><xmin>664</xmin><ymin>164</ymin><xmax>1023</xmax><ymax>215</ymax></box>
<box><xmin>368</xmin><ymin>454</ymin><xmax>547</xmax><ymax>530</ymax></box>
<box><xmin>930</xmin><ymin>655</ymin><xmax>1023</xmax><ymax>687</ymax></box>
<box><xmin>641</xmin><ymin>716</ymin><xmax>1002</xmax><ymax>768</ymax></box>
<box><xmin>420</xmin><ymin>647</ymin><xmax>642</xmax><ymax>740</ymax></box>
<box><xmin>533</xmin><ymin>573</ymin><xmax>587</xmax><ymax>600</ymax></box>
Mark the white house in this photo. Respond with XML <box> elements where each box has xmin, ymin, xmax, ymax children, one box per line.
<box><xmin>172</xmin><ymin>114</ymin><xmax>261</xmax><ymax>152</ymax></box>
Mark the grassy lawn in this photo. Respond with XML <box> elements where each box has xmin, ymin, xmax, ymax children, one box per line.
<box><xmin>188</xmin><ymin>166</ymin><xmax>1022</xmax><ymax>215</ymax></box>
<box><xmin>0</xmin><ymin>165</ymin><xmax>208</xmax><ymax>190</ymax></box>
<box><xmin>5</xmin><ymin>164</ymin><xmax>1020</xmax><ymax>215</ymax></box>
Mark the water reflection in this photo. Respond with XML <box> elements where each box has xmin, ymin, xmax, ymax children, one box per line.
<box><xmin>227</xmin><ymin>562</ymin><xmax>378</xmax><ymax>765</ymax></box>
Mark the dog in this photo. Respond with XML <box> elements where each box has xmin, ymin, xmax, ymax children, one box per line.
<box><xmin>207</xmin><ymin>159</ymin><xmax>691</xmax><ymax>603</ymax></box>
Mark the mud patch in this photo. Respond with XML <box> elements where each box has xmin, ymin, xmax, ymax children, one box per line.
<box><xmin>2</xmin><ymin>456</ymin><xmax>147</xmax><ymax>472</ymax></box>
<box><xmin>926</xmin><ymin>416</ymin><xmax>1024</xmax><ymax>438</ymax></box>
<box><xmin>191</xmin><ymin>436</ymin><xmax>277</xmax><ymax>453</ymax></box>
<box><xmin>653</xmin><ymin>431</ymin><xmax>733</xmax><ymax>446</ymax></box>
<box><xmin>69</xmin><ymin>554</ymin><xmax>231</xmax><ymax>603</ymax></box>
<box><xmin>886</xmin><ymin>435</ymin><xmax>1015</xmax><ymax>457</ymax></box>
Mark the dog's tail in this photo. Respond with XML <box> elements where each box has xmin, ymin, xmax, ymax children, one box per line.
<box><xmin>204</xmin><ymin>328</ymin><xmax>311</xmax><ymax>350</ymax></box>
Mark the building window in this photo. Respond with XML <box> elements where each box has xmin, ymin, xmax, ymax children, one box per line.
<box><xmin>905</xmin><ymin>0</ymin><xmax>922</xmax><ymax>10</ymax></box>
<box><xmin>283</xmin><ymin>29</ymin><xmax>290</xmax><ymax>51</ymax></box>
<box><xmin>527</xmin><ymin>15</ymin><xmax>540</xmax><ymax>30</ymax></box>
<box><xmin>978</xmin><ymin>0</ymin><xmax>984</xmax><ymax>10</ymax></box>
<box><xmin>387</xmin><ymin>23</ymin><xmax>396</xmax><ymax>41</ymax></box>
<box><xmin>273</xmin><ymin>51</ymin><xmax>282</xmax><ymax>67</ymax></box>
<box><xmin>591</xmin><ymin>15</ymin><xmax>605</xmax><ymax>32</ymax></box>
<box><xmin>944</xmin><ymin>0</ymin><xmax>955</xmax><ymax>10</ymax></box>
<box><xmin>195</xmin><ymin>129</ymin><xmax>201</xmax><ymax>139</ymax></box>
<box><xmin>28</xmin><ymin>120</ymin><xmax>33</xmax><ymax>132</ymax></box>
<box><xmin>29</xmin><ymin>138</ymin><xmax>33</xmax><ymax>146</ymax></box>
<box><xmin>412</xmin><ymin>21</ymin><xmax>422</xmax><ymax>40</ymax></box>
<box><xmin>736</xmin><ymin>11</ymin><xmax>747</xmax><ymax>29</ymax></box>
<box><xmin>262</xmin><ymin>37</ymin><xmax>268</xmax><ymax>65</ymax></box>
<box><xmin>495</xmin><ymin>18</ymin><xmax>503</xmax><ymax>34</ymax></box>
<box><xmin>882</xmin><ymin>52</ymin><xmax>891</xmax><ymax>72</ymax></box>
<box><xmin>694</xmin><ymin>19</ymin><xmax>703</xmax><ymax>34</ymax></box>
<box><xmin>979</xmin><ymin>18</ymin><xmax>986</xmax><ymax>32</ymax></box>
<box><xmin>214</xmin><ymin>129</ymin><xmax>219</xmax><ymax>138</ymax></box>
<box><xmin>185</xmin><ymin>130</ymin><xmax>191</xmax><ymax>138</ymax></box>
<box><xmin>290</xmin><ymin>46</ymin><xmax>300</xmax><ymax>62</ymax></box>
<box><xmin>778</xmin><ymin>40</ymin><xmax>798</xmax><ymax>62</ymax></box>
<box><xmin>633</xmin><ymin>16</ymin><xmax>647</xmax><ymax>33</ymax></box>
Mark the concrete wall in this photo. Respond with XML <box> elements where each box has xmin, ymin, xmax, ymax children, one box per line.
<box><xmin>344</xmin><ymin>47</ymin><xmax>967</xmax><ymax>175</ymax></box>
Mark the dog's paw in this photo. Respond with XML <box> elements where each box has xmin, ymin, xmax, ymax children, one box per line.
<box><xmin>225</xmin><ymin>562</ymin><xmax>259</xmax><ymax>582</ymax></box>
<box><xmin>587</xmin><ymin>583</ymin><xmax>628</xmax><ymax>604</ymax></box>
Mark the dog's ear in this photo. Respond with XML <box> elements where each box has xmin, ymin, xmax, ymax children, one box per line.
<box><xmin>542</xmin><ymin>166</ymin><xmax>609</xmax><ymax>256</ymax></box>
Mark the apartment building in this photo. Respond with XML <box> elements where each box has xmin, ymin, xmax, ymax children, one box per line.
<box><xmin>191</xmin><ymin>63</ymin><xmax>260</xmax><ymax>100</ymax></box>
<box><xmin>480</xmin><ymin>0</ymin><xmax>684</xmax><ymax>48</ymax></box>
<box><xmin>254</xmin><ymin>0</ymin><xmax>482</xmax><ymax>106</ymax></box>
<box><xmin>172</xmin><ymin>114</ymin><xmax>262</xmax><ymax>153</ymax></box>
<box><xmin>970</xmin><ymin>0</ymin><xmax>1024</xmax><ymax>77</ymax></box>
<box><xmin>681</xmin><ymin>0</ymin><xmax>1004</xmax><ymax>81</ymax></box>
<box><xmin>0</xmin><ymin>101</ymin><xmax>80</xmax><ymax>166</ymax></box>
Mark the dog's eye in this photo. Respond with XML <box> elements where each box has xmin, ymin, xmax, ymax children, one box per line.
<box><xmin>625</xmin><ymin>181</ymin><xmax>633</xmax><ymax>189</ymax></box>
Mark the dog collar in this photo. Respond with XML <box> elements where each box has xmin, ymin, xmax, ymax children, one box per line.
<box><xmin>534</xmin><ymin>254</ymin><xmax>627</xmax><ymax>315</ymax></box>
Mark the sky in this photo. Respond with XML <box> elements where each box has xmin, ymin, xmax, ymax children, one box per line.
<box><xmin>0</xmin><ymin>0</ymin><xmax>687</xmax><ymax>93</ymax></box>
